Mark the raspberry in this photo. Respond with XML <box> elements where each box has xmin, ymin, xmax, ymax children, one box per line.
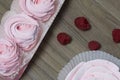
<box><xmin>112</xmin><ymin>29</ymin><xmax>120</xmax><ymax>43</ymax></box>
<box><xmin>88</xmin><ymin>41</ymin><xmax>101</xmax><ymax>50</ymax></box>
<box><xmin>57</xmin><ymin>32</ymin><xmax>71</xmax><ymax>45</ymax></box>
<box><xmin>74</xmin><ymin>17</ymin><xmax>91</xmax><ymax>31</ymax></box>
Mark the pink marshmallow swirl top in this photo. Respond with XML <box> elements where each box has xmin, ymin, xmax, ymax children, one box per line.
<box><xmin>65</xmin><ymin>59</ymin><xmax>120</xmax><ymax>80</ymax></box>
<box><xmin>4</xmin><ymin>13</ymin><xmax>42</xmax><ymax>51</ymax></box>
<box><xmin>19</xmin><ymin>0</ymin><xmax>56</xmax><ymax>22</ymax></box>
<box><xmin>0</xmin><ymin>38</ymin><xmax>21</xmax><ymax>79</ymax></box>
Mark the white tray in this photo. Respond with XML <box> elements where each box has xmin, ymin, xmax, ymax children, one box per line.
<box><xmin>0</xmin><ymin>0</ymin><xmax>65</xmax><ymax>79</ymax></box>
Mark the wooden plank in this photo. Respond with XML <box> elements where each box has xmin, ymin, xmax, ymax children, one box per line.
<box><xmin>0</xmin><ymin>0</ymin><xmax>120</xmax><ymax>80</ymax></box>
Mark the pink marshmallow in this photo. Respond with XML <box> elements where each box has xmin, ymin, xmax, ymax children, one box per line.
<box><xmin>4</xmin><ymin>13</ymin><xmax>42</xmax><ymax>51</ymax></box>
<box><xmin>19</xmin><ymin>0</ymin><xmax>56</xmax><ymax>22</ymax></box>
<box><xmin>0</xmin><ymin>38</ymin><xmax>21</xmax><ymax>79</ymax></box>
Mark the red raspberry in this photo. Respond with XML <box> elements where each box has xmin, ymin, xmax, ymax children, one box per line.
<box><xmin>88</xmin><ymin>41</ymin><xmax>101</xmax><ymax>50</ymax></box>
<box><xmin>57</xmin><ymin>32</ymin><xmax>71</xmax><ymax>45</ymax></box>
<box><xmin>112</xmin><ymin>29</ymin><xmax>120</xmax><ymax>43</ymax></box>
<box><xmin>74</xmin><ymin>17</ymin><xmax>91</xmax><ymax>31</ymax></box>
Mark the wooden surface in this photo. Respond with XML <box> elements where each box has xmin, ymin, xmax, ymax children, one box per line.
<box><xmin>1</xmin><ymin>0</ymin><xmax>120</xmax><ymax>80</ymax></box>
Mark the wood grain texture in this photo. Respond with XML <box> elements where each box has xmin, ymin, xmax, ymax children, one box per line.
<box><xmin>1</xmin><ymin>0</ymin><xmax>120</xmax><ymax>80</ymax></box>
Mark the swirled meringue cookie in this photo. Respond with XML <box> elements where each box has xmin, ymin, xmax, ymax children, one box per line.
<box><xmin>0</xmin><ymin>38</ymin><xmax>21</xmax><ymax>79</ymax></box>
<box><xmin>4</xmin><ymin>13</ymin><xmax>42</xmax><ymax>51</ymax></box>
<box><xmin>65</xmin><ymin>59</ymin><xmax>120</xmax><ymax>80</ymax></box>
<box><xmin>19</xmin><ymin>0</ymin><xmax>56</xmax><ymax>22</ymax></box>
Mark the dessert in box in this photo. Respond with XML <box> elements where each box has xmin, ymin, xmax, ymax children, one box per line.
<box><xmin>0</xmin><ymin>0</ymin><xmax>65</xmax><ymax>79</ymax></box>
<box><xmin>65</xmin><ymin>59</ymin><xmax>120</xmax><ymax>80</ymax></box>
<box><xmin>58</xmin><ymin>51</ymin><xmax>120</xmax><ymax>80</ymax></box>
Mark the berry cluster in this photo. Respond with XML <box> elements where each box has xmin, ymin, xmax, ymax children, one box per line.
<box><xmin>57</xmin><ymin>17</ymin><xmax>120</xmax><ymax>50</ymax></box>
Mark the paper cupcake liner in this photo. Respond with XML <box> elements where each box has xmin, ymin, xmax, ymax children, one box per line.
<box><xmin>57</xmin><ymin>51</ymin><xmax>120</xmax><ymax>80</ymax></box>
